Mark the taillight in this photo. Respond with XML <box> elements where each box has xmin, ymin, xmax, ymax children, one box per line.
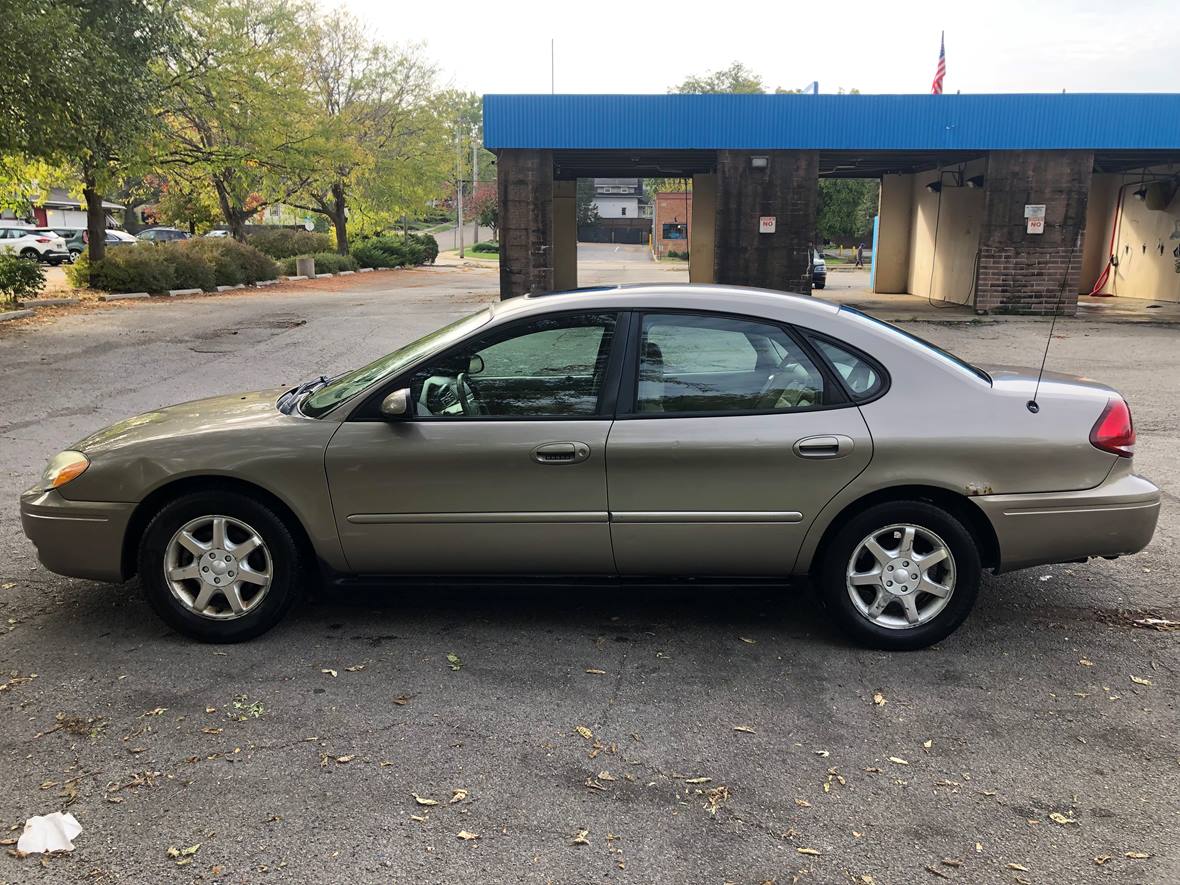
<box><xmin>35</xmin><ymin>237</ymin><xmax>51</xmax><ymax>243</ymax></box>
<box><xmin>1090</xmin><ymin>397</ymin><xmax>1135</xmax><ymax>457</ymax></box>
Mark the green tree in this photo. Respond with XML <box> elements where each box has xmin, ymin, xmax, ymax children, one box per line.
<box><xmin>816</xmin><ymin>179</ymin><xmax>879</xmax><ymax>244</ymax></box>
<box><xmin>156</xmin><ymin>0</ymin><xmax>319</xmax><ymax>241</ymax></box>
<box><xmin>671</xmin><ymin>62</ymin><xmax>765</xmax><ymax>94</ymax></box>
<box><xmin>0</xmin><ymin>1</ymin><xmax>175</xmax><ymax>261</ymax></box>
<box><xmin>292</xmin><ymin>11</ymin><xmax>446</xmax><ymax>254</ymax></box>
<box><xmin>576</xmin><ymin>179</ymin><xmax>600</xmax><ymax>227</ymax></box>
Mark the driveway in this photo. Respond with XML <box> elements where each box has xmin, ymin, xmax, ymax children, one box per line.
<box><xmin>0</xmin><ymin>268</ymin><xmax>1176</xmax><ymax>884</ymax></box>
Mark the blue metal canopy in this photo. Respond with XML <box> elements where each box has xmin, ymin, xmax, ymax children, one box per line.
<box><xmin>483</xmin><ymin>93</ymin><xmax>1180</xmax><ymax>152</ymax></box>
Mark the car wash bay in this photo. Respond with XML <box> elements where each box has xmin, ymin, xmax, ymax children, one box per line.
<box><xmin>485</xmin><ymin>94</ymin><xmax>1180</xmax><ymax>313</ymax></box>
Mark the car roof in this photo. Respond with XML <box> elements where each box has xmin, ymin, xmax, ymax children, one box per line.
<box><xmin>494</xmin><ymin>283</ymin><xmax>841</xmax><ymax>323</ymax></box>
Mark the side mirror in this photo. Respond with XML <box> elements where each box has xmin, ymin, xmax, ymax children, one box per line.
<box><xmin>467</xmin><ymin>353</ymin><xmax>485</xmax><ymax>375</ymax></box>
<box><xmin>380</xmin><ymin>388</ymin><xmax>410</xmax><ymax>420</ymax></box>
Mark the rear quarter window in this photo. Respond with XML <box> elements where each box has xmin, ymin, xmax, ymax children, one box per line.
<box><xmin>807</xmin><ymin>335</ymin><xmax>887</xmax><ymax>402</ymax></box>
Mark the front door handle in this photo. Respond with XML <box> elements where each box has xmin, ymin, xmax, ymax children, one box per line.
<box><xmin>531</xmin><ymin>441</ymin><xmax>591</xmax><ymax>465</ymax></box>
<box><xmin>793</xmin><ymin>435</ymin><xmax>854</xmax><ymax>459</ymax></box>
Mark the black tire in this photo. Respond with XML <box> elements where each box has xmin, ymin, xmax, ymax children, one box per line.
<box><xmin>19</xmin><ymin>249</ymin><xmax>40</xmax><ymax>261</ymax></box>
<box><xmin>138</xmin><ymin>490</ymin><xmax>303</xmax><ymax>642</ymax></box>
<box><xmin>813</xmin><ymin>281</ymin><xmax>825</xmax><ymax>290</ymax></box>
<box><xmin>818</xmin><ymin>500</ymin><xmax>981</xmax><ymax>650</ymax></box>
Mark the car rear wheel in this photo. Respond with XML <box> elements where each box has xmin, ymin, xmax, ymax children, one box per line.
<box><xmin>818</xmin><ymin>500</ymin><xmax>980</xmax><ymax>650</ymax></box>
<box><xmin>19</xmin><ymin>249</ymin><xmax>40</xmax><ymax>261</ymax></box>
<box><xmin>138</xmin><ymin>491</ymin><xmax>303</xmax><ymax>642</ymax></box>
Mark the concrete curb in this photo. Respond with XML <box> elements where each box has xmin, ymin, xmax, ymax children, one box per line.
<box><xmin>168</xmin><ymin>288</ymin><xmax>203</xmax><ymax>297</ymax></box>
<box><xmin>255</xmin><ymin>280</ymin><xmax>278</xmax><ymax>287</ymax></box>
<box><xmin>315</xmin><ymin>273</ymin><xmax>334</xmax><ymax>279</ymax></box>
<box><xmin>283</xmin><ymin>275</ymin><xmax>308</xmax><ymax>282</ymax></box>
<box><xmin>99</xmin><ymin>292</ymin><xmax>151</xmax><ymax>301</ymax></box>
<box><xmin>357</xmin><ymin>268</ymin><xmax>374</xmax><ymax>273</ymax></box>
<box><xmin>0</xmin><ymin>309</ymin><xmax>34</xmax><ymax>323</ymax></box>
<box><xmin>336</xmin><ymin>270</ymin><xmax>356</xmax><ymax>276</ymax></box>
<box><xmin>19</xmin><ymin>297</ymin><xmax>80</xmax><ymax>308</ymax></box>
<box><xmin>215</xmin><ymin>285</ymin><xmax>236</xmax><ymax>292</ymax></box>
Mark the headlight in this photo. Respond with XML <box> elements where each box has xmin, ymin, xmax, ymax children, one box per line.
<box><xmin>39</xmin><ymin>451</ymin><xmax>90</xmax><ymax>491</ymax></box>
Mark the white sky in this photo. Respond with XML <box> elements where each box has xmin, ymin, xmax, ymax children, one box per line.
<box><xmin>336</xmin><ymin>0</ymin><xmax>1178</xmax><ymax>95</ymax></box>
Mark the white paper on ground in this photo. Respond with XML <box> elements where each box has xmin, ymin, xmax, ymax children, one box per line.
<box><xmin>16</xmin><ymin>812</ymin><xmax>82</xmax><ymax>854</ymax></box>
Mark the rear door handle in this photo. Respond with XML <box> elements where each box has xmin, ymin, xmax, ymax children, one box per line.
<box><xmin>793</xmin><ymin>435</ymin><xmax>854</xmax><ymax>459</ymax></box>
<box><xmin>531</xmin><ymin>441</ymin><xmax>591</xmax><ymax>465</ymax></box>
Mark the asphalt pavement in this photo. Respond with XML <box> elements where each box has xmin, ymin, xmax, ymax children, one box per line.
<box><xmin>0</xmin><ymin>267</ymin><xmax>1176</xmax><ymax>884</ymax></box>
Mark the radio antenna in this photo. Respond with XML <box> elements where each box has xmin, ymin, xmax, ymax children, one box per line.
<box><xmin>1027</xmin><ymin>231</ymin><xmax>1081</xmax><ymax>414</ymax></box>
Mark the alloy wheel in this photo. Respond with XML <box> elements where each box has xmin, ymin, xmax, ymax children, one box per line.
<box><xmin>845</xmin><ymin>523</ymin><xmax>956</xmax><ymax>630</ymax></box>
<box><xmin>163</xmin><ymin>515</ymin><xmax>272</xmax><ymax>620</ymax></box>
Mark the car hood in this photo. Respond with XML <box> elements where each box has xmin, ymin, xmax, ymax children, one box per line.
<box><xmin>73</xmin><ymin>387</ymin><xmax>292</xmax><ymax>455</ymax></box>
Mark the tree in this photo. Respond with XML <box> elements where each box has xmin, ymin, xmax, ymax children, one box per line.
<box><xmin>156</xmin><ymin>0</ymin><xmax>319</xmax><ymax>241</ymax></box>
<box><xmin>467</xmin><ymin>183</ymin><xmax>497</xmax><ymax>240</ymax></box>
<box><xmin>292</xmin><ymin>11</ymin><xmax>446</xmax><ymax>254</ymax></box>
<box><xmin>0</xmin><ymin>1</ymin><xmax>175</xmax><ymax>261</ymax></box>
<box><xmin>816</xmin><ymin>179</ymin><xmax>879</xmax><ymax>244</ymax></box>
<box><xmin>576</xmin><ymin>178</ymin><xmax>600</xmax><ymax>227</ymax></box>
<box><xmin>671</xmin><ymin>62</ymin><xmax>765</xmax><ymax>95</ymax></box>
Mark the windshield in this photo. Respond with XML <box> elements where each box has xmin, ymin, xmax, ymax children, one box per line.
<box><xmin>302</xmin><ymin>309</ymin><xmax>492</xmax><ymax>417</ymax></box>
<box><xmin>838</xmin><ymin>306</ymin><xmax>991</xmax><ymax>384</ymax></box>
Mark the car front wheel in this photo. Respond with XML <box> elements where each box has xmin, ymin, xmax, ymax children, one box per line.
<box><xmin>818</xmin><ymin>500</ymin><xmax>981</xmax><ymax>650</ymax></box>
<box><xmin>138</xmin><ymin>491</ymin><xmax>303</xmax><ymax>642</ymax></box>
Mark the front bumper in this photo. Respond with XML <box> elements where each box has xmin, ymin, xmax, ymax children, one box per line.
<box><xmin>20</xmin><ymin>489</ymin><xmax>135</xmax><ymax>582</ymax></box>
<box><xmin>973</xmin><ymin>471</ymin><xmax>1160</xmax><ymax>573</ymax></box>
<box><xmin>38</xmin><ymin>249</ymin><xmax>70</xmax><ymax>262</ymax></box>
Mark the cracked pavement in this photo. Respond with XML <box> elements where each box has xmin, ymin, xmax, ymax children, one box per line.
<box><xmin>0</xmin><ymin>268</ymin><xmax>1177</xmax><ymax>884</ymax></box>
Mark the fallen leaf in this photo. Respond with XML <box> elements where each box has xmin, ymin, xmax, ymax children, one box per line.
<box><xmin>814</xmin><ymin>750</ymin><xmax>830</xmax><ymax>758</ymax></box>
<box><xmin>345</xmin><ymin>664</ymin><xmax>366</xmax><ymax>672</ymax></box>
<box><xmin>143</xmin><ymin>706</ymin><xmax>167</xmax><ymax>717</ymax></box>
<box><xmin>926</xmin><ymin>865</ymin><xmax>952</xmax><ymax>880</ymax></box>
<box><xmin>585</xmin><ymin>668</ymin><xmax>607</xmax><ymax>675</ymax></box>
<box><xmin>794</xmin><ymin>798</ymin><xmax>812</xmax><ymax>808</ymax></box>
<box><xmin>684</xmin><ymin>777</ymin><xmax>711</xmax><ymax>784</ymax></box>
<box><xmin>1008</xmin><ymin>863</ymin><xmax>1029</xmax><ymax>871</ymax></box>
<box><xmin>446</xmin><ymin>653</ymin><xmax>462</xmax><ymax>671</ymax></box>
<box><xmin>457</xmin><ymin>830</ymin><xmax>479</xmax><ymax>841</ymax></box>
<box><xmin>1125</xmin><ymin>851</ymin><xmax>1150</xmax><ymax>859</ymax></box>
<box><xmin>1093</xmin><ymin>855</ymin><xmax>1111</xmax><ymax>865</ymax></box>
<box><xmin>321</xmin><ymin>669</ymin><xmax>337</xmax><ymax>678</ymax></box>
<box><xmin>733</xmin><ymin>725</ymin><xmax>756</xmax><ymax>734</ymax></box>
<box><xmin>1129</xmin><ymin>675</ymin><xmax>1152</xmax><ymax>686</ymax></box>
<box><xmin>412</xmin><ymin>793</ymin><xmax>438</xmax><ymax>806</ymax></box>
<box><xmin>204</xmin><ymin>706</ymin><xmax>217</xmax><ymax>714</ymax></box>
<box><xmin>941</xmin><ymin>859</ymin><xmax>961</xmax><ymax>867</ymax></box>
<box><xmin>575</xmin><ymin>725</ymin><xmax>593</xmax><ymax>740</ymax></box>
<box><xmin>573</xmin><ymin>829</ymin><xmax>590</xmax><ymax>845</ymax></box>
<box><xmin>888</xmin><ymin>757</ymin><xmax>909</xmax><ymax>765</ymax></box>
<box><xmin>872</xmin><ymin>691</ymin><xmax>886</xmax><ymax>706</ymax></box>
<box><xmin>597</xmin><ymin>771</ymin><xmax>615</xmax><ymax>782</ymax></box>
<box><xmin>202</xmin><ymin>727</ymin><xmax>223</xmax><ymax>735</ymax></box>
<box><xmin>393</xmin><ymin>695</ymin><xmax>410</xmax><ymax>706</ymax></box>
<box><xmin>1079</xmin><ymin>659</ymin><xmax>1094</xmax><ymax>667</ymax></box>
<box><xmin>923</xmin><ymin>739</ymin><xmax>933</xmax><ymax>749</ymax></box>
<box><xmin>1049</xmin><ymin>811</ymin><xmax>1075</xmax><ymax>825</ymax></box>
<box><xmin>739</xmin><ymin>637</ymin><xmax>757</xmax><ymax>644</ymax></box>
<box><xmin>796</xmin><ymin>847</ymin><xmax>820</xmax><ymax>856</ymax></box>
<box><xmin>450</xmin><ymin>788</ymin><xmax>468</xmax><ymax>803</ymax></box>
<box><xmin>335</xmin><ymin>755</ymin><xmax>354</xmax><ymax>764</ymax></box>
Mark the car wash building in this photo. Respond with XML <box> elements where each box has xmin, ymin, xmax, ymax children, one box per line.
<box><xmin>484</xmin><ymin>93</ymin><xmax>1180</xmax><ymax>313</ymax></box>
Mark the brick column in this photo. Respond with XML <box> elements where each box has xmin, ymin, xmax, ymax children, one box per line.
<box><xmin>497</xmin><ymin>149</ymin><xmax>554</xmax><ymax>300</ymax></box>
<box><xmin>714</xmin><ymin>150</ymin><xmax>818</xmax><ymax>295</ymax></box>
<box><xmin>975</xmin><ymin>151</ymin><xmax>1093</xmax><ymax>315</ymax></box>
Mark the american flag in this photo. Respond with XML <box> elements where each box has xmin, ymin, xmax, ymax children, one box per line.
<box><xmin>931</xmin><ymin>32</ymin><xmax>946</xmax><ymax>94</ymax></box>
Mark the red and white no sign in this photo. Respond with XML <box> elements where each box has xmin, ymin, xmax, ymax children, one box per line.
<box><xmin>759</xmin><ymin>216</ymin><xmax>776</xmax><ymax>234</ymax></box>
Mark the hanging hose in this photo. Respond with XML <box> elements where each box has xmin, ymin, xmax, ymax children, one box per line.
<box><xmin>1088</xmin><ymin>182</ymin><xmax>1130</xmax><ymax>297</ymax></box>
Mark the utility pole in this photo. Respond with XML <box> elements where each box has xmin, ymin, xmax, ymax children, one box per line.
<box><xmin>551</xmin><ymin>38</ymin><xmax>554</xmax><ymax>94</ymax></box>
<box><xmin>456</xmin><ymin>132</ymin><xmax>464</xmax><ymax>258</ymax></box>
<box><xmin>472</xmin><ymin>134</ymin><xmax>479</xmax><ymax>243</ymax></box>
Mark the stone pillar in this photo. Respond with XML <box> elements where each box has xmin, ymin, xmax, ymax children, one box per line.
<box><xmin>975</xmin><ymin>151</ymin><xmax>1093</xmax><ymax>315</ymax></box>
<box><xmin>873</xmin><ymin>174</ymin><xmax>913</xmax><ymax>293</ymax></box>
<box><xmin>689</xmin><ymin>173</ymin><xmax>716</xmax><ymax>284</ymax></box>
<box><xmin>552</xmin><ymin>179</ymin><xmax>577</xmax><ymax>292</ymax></box>
<box><xmin>714</xmin><ymin>150</ymin><xmax>818</xmax><ymax>295</ymax></box>
<box><xmin>497</xmin><ymin>149</ymin><xmax>554</xmax><ymax>299</ymax></box>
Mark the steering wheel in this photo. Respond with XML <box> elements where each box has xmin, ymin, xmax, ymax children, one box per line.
<box><xmin>756</xmin><ymin>355</ymin><xmax>821</xmax><ymax>410</ymax></box>
<box><xmin>454</xmin><ymin>372</ymin><xmax>485</xmax><ymax>415</ymax></box>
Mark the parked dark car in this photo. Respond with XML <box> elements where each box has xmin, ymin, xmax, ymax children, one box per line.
<box><xmin>138</xmin><ymin>227</ymin><xmax>191</xmax><ymax>243</ymax></box>
<box><xmin>810</xmin><ymin>250</ymin><xmax>827</xmax><ymax>290</ymax></box>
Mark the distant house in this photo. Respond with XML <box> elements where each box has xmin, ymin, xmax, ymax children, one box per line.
<box><xmin>580</xmin><ymin>178</ymin><xmax>652</xmax><ymax>244</ymax></box>
<box><xmin>0</xmin><ymin>187</ymin><xmax>124</xmax><ymax>228</ymax></box>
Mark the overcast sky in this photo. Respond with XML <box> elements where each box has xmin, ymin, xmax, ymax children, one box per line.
<box><xmin>336</xmin><ymin>0</ymin><xmax>1178</xmax><ymax>96</ymax></box>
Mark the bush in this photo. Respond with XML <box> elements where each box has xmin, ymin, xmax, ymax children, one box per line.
<box><xmin>351</xmin><ymin>233</ymin><xmax>438</xmax><ymax>268</ymax></box>
<box><xmin>471</xmin><ymin>241</ymin><xmax>499</xmax><ymax>254</ymax></box>
<box><xmin>247</xmin><ymin>227</ymin><xmax>332</xmax><ymax>259</ymax></box>
<box><xmin>185</xmin><ymin>238</ymin><xmax>277</xmax><ymax>286</ymax></box>
<box><xmin>161</xmin><ymin>242</ymin><xmax>216</xmax><ymax>291</ymax></box>
<box><xmin>410</xmin><ymin>231</ymin><xmax>438</xmax><ymax>264</ymax></box>
<box><xmin>279</xmin><ymin>252</ymin><xmax>358</xmax><ymax>275</ymax></box>
<box><xmin>86</xmin><ymin>245</ymin><xmax>175</xmax><ymax>293</ymax></box>
<box><xmin>0</xmin><ymin>254</ymin><xmax>46</xmax><ymax>303</ymax></box>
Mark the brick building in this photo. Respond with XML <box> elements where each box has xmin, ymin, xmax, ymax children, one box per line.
<box><xmin>486</xmin><ymin>93</ymin><xmax>1180</xmax><ymax>311</ymax></box>
<box><xmin>653</xmin><ymin>191</ymin><xmax>693</xmax><ymax>259</ymax></box>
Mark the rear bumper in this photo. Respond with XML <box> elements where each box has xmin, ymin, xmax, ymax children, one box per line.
<box><xmin>20</xmin><ymin>489</ymin><xmax>135</xmax><ymax>582</ymax></box>
<box><xmin>974</xmin><ymin>471</ymin><xmax>1160</xmax><ymax>573</ymax></box>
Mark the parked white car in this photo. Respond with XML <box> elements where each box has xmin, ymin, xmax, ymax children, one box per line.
<box><xmin>0</xmin><ymin>226</ymin><xmax>70</xmax><ymax>265</ymax></box>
